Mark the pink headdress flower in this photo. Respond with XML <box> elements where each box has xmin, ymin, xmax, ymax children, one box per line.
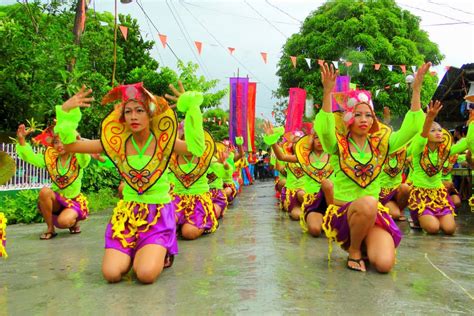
<box><xmin>333</xmin><ymin>90</ymin><xmax>374</xmax><ymax>126</ymax></box>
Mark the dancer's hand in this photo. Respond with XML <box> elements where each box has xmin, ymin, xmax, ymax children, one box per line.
<box><xmin>320</xmin><ymin>62</ymin><xmax>338</xmax><ymax>92</ymax></box>
<box><xmin>413</xmin><ymin>62</ymin><xmax>432</xmax><ymax>91</ymax></box>
<box><xmin>165</xmin><ymin>80</ymin><xmax>185</xmax><ymax>106</ymax></box>
<box><xmin>62</xmin><ymin>85</ymin><xmax>94</xmax><ymax>112</ymax></box>
<box><xmin>468</xmin><ymin>109</ymin><xmax>474</xmax><ymax>125</ymax></box>
<box><xmin>16</xmin><ymin>124</ymin><xmax>34</xmax><ymax>145</ymax></box>
<box><xmin>426</xmin><ymin>100</ymin><xmax>443</xmax><ymax>118</ymax></box>
<box><xmin>263</xmin><ymin>120</ymin><xmax>274</xmax><ymax>135</ymax></box>
<box><xmin>217</xmin><ymin>150</ymin><xmax>229</xmax><ymax>164</ymax></box>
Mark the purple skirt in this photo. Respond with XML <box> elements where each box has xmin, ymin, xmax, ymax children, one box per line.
<box><xmin>408</xmin><ymin>187</ymin><xmax>455</xmax><ymax>224</ymax></box>
<box><xmin>174</xmin><ymin>193</ymin><xmax>218</xmax><ymax>234</ymax></box>
<box><xmin>0</xmin><ymin>213</ymin><xmax>6</xmax><ymax>258</ymax></box>
<box><xmin>51</xmin><ymin>192</ymin><xmax>89</xmax><ymax>228</ymax></box>
<box><xmin>280</xmin><ymin>187</ymin><xmax>287</xmax><ymax>211</ymax></box>
<box><xmin>105</xmin><ymin>201</ymin><xmax>178</xmax><ymax>258</ymax></box>
<box><xmin>210</xmin><ymin>188</ymin><xmax>228</xmax><ymax>217</ymax></box>
<box><xmin>302</xmin><ymin>190</ymin><xmax>328</xmax><ymax>218</ymax></box>
<box><xmin>223</xmin><ymin>183</ymin><xmax>237</xmax><ymax>203</ymax></box>
<box><xmin>283</xmin><ymin>188</ymin><xmax>301</xmax><ymax>213</ymax></box>
<box><xmin>322</xmin><ymin>202</ymin><xmax>402</xmax><ymax>251</ymax></box>
<box><xmin>379</xmin><ymin>187</ymin><xmax>398</xmax><ymax>206</ymax></box>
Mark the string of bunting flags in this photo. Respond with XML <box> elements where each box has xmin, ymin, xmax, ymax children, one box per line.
<box><xmin>117</xmin><ymin>26</ymin><xmax>453</xmax><ymax>77</ymax></box>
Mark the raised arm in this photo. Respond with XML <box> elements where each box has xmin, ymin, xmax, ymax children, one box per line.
<box><xmin>421</xmin><ymin>100</ymin><xmax>442</xmax><ymax>138</ymax></box>
<box><xmin>314</xmin><ymin>63</ymin><xmax>338</xmax><ymax>154</ymax></box>
<box><xmin>55</xmin><ymin>86</ymin><xmax>104</xmax><ymax>154</ymax></box>
<box><xmin>409</xmin><ymin>100</ymin><xmax>443</xmax><ymax>155</ymax></box>
<box><xmin>15</xmin><ymin>124</ymin><xmax>45</xmax><ymax>168</ymax></box>
<box><xmin>410</xmin><ymin>62</ymin><xmax>431</xmax><ymax>112</ymax></box>
<box><xmin>166</xmin><ymin>81</ymin><xmax>205</xmax><ymax>157</ymax></box>
<box><xmin>386</xmin><ymin>63</ymin><xmax>433</xmax><ymax>153</ymax></box>
<box><xmin>262</xmin><ymin>121</ymin><xmax>297</xmax><ymax>163</ymax></box>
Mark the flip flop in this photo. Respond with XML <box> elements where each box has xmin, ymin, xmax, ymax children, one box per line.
<box><xmin>40</xmin><ymin>231</ymin><xmax>58</xmax><ymax>240</ymax></box>
<box><xmin>69</xmin><ymin>226</ymin><xmax>81</xmax><ymax>234</ymax></box>
<box><xmin>347</xmin><ymin>257</ymin><xmax>366</xmax><ymax>272</ymax></box>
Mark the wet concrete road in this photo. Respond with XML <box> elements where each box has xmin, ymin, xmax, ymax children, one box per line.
<box><xmin>1</xmin><ymin>182</ymin><xmax>474</xmax><ymax>314</ymax></box>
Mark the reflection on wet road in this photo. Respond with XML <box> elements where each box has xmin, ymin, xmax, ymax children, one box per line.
<box><xmin>1</xmin><ymin>182</ymin><xmax>473</xmax><ymax>314</ymax></box>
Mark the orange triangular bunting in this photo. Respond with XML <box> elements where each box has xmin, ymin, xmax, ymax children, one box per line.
<box><xmin>290</xmin><ymin>56</ymin><xmax>297</xmax><ymax>68</ymax></box>
<box><xmin>261</xmin><ymin>52</ymin><xmax>268</xmax><ymax>64</ymax></box>
<box><xmin>228</xmin><ymin>47</ymin><xmax>235</xmax><ymax>55</ymax></box>
<box><xmin>194</xmin><ymin>41</ymin><xmax>202</xmax><ymax>54</ymax></box>
<box><xmin>119</xmin><ymin>25</ymin><xmax>128</xmax><ymax>40</ymax></box>
<box><xmin>159</xmin><ymin>34</ymin><xmax>167</xmax><ymax>48</ymax></box>
<box><xmin>400</xmin><ymin>65</ymin><xmax>406</xmax><ymax>74</ymax></box>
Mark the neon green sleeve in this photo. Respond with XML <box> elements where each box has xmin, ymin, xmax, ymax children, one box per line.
<box><xmin>314</xmin><ymin>111</ymin><xmax>337</xmax><ymax>154</ymax></box>
<box><xmin>450</xmin><ymin>138</ymin><xmax>467</xmax><ymax>155</ymax></box>
<box><xmin>54</xmin><ymin>106</ymin><xmax>81</xmax><ymax>145</ymax></box>
<box><xmin>388</xmin><ymin>110</ymin><xmax>424</xmax><ymax>154</ymax></box>
<box><xmin>409</xmin><ymin>134</ymin><xmax>427</xmax><ymax>156</ymax></box>
<box><xmin>76</xmin><ymin>153</ymin><xmax>91</xmax><ymax>168</ymax></box>
<box><xmin>263</xmin><ymin>127</ymin><xmax>284</xmax><ymax>146</ymax></box>
<box><xmin>235</xmin><ymin>137</ymin><xmax>244</xmax><ymax>146</ymax></box>
<box><xmin>16</xmin><ymin>142</ymin><xmax>45</xmax><ymax>168</ymax></box>
<box><xmin>467</xmin><ymin>122</ymin><xmax>474</xmax><ymax>152</ymax></box>
<box><xmin>177</xmin><ymin>91</ymin><xmax>205</xmax><ymax>157</ymax></box>
<box><xmin>210</xmin><ymin>162</ymin><xmax>225</xmax><ymax>178</ymax></box>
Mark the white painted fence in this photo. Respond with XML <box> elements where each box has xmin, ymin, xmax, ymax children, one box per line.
<box><xmin>0</xmin><ymin>143</ymin><xmax>51</xmax><ymax>191</ymax></box>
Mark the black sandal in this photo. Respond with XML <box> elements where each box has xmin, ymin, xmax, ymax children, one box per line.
<box><xmin>40</xmin><ymin>231</ymin><xmax>58</xmax><ymax>240</ymax></box>
<box><xmin>347</xmin><ymin>257</ymin><xmax>366</xmax><ymax>272</ymax></box>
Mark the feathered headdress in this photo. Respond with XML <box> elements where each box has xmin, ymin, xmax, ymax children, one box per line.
<box><xmin>101</xmin><ymin>82</ymin><xmax>168</xmax><ymax>117</ymax></box>
<box><xmin>32</xmin><ymin>125</ymin><xmax>56</xmax><ymax>147</ymax></box>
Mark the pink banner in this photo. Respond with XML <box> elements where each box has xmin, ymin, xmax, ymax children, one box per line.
<box><xmin>285</xmin><ymin>88</ymin><xmax>306</xmax><ymax>132</ymax></box>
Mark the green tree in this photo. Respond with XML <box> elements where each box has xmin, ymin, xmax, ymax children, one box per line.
<box><xmin>203</xmin><ymin>108</ymin><xmax>229</xmax><ymax>141</ymax></box>
<box><xmin>0</xmin><ymin>3</ymin><xmax>227</xmax><ymax>138</ymax></box>
<box><xmin>275</xmin><ymin>0</ymin><xmax>443</xmax><ymax>121</ymax></box>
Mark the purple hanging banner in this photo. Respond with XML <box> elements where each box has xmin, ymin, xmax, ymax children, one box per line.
<box><xmin>285</xmin><ymin>88</ymin><xmax>306</xmax><ymax>133</ymax></box>
<box><xmin>229</xmin><ymin>77</ymin><xmax>249</xmax><ymax>149</ymax></box>
<box><xmin>331</xmin><ymin>75</ymin><xmax>351</xmax><ymax>111</ymax></box>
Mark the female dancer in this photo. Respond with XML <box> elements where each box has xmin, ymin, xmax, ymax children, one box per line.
<box><xmin>265</xmin><ymin>130</ymin><xmax>306</xmax><ymax>219</ymax></box>
<box><xmin>407</xmin><ymin>104</ymin><xmax>473</xmax><ymax>235</ymax></box>
<box><xmin>170</xmin><ymin>129</ymin><xmax>218</xmax><ymax>240</ymax></box>
<box><xmin>16</xmin><ymin>123</ymin><xmax>91</xmax><ymax>239</ymax></box>
<box><xmin>222</xmin><ymin>139</ymin><xmax>244</xmax><ymax>203</ymax></box>
<box><xmin>208</xmin><ymin>142</ymin><xmax>231</xmax><ymax>219</ymax></box>
<box><xmin>264</xmin><ymin>123</ymin><xmax>333</xmax><ymax>236</ymax></box>
<box><xmin>316</xmin><ymin>62</ymin><xmax>429</xmax><ymax>272</ymax></box>
<box><xmin>54</xmin><ymin>82</ymin><xmax>204</xmax><ymax>284</ymax></box>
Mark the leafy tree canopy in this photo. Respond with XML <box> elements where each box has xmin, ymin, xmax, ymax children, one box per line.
<box><xmin>0</xmin><ymin>2</ymin><xmax>226</xmax><ymax>139</ymax></box>
<box><xmin>275</xmin><ymin>0</ymin><xmax>443</xmax><ymax>123</ymax></box>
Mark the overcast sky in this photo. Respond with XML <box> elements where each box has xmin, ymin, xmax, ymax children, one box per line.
<box><xmin>5</xmin><ymin>0</ymin><xmax>474</xmax><ymax>117</ymax></box>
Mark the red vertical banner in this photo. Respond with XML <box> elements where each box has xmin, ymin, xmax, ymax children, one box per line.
<box><xmin>247</xmin><ymin>82</ymin><xmax>257</xmax><ymax>152</ymax></box>
<box><xmin>285</xmin><ymin>88</ymin><xmax>306</xmax><ymax>132</ymax></box>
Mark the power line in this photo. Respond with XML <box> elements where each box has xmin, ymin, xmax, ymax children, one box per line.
<box><xmin>244</xmin><ymin>0</ymin><xmax>289</xmax><ymax>39</ymax></box>
<box><xmin>264</xmin><ymin>0</ymin><xmax>302</xmax><ymax>23</ymax></box>
<box><xmin>181</xmin><ymin>1</ymin><xmax>299</xmax><ymax>26</ymax></box>
<box><xmin>135</xmin><ymin>0</ymin><xmax>180</xmax><ymax>61</ymax></box>
<box><xmin>165</xmin><ymin>0</ymin><xmax>212</xmax><ymax>78</ymax></box>
<box><xmin>427</xmin><ymin>0</ymin><xmax>474</xmax><ymax>16</ymax></box>
<box><xmin>422</xmin><ymin>21</ymin><xmax>474</xmax><ymax>26</ymax></box>
<box><xmin>179</xmin><ymin>0</ymin><xmax>274</xmax><ymax>92</ymax></box>
<box><xmin>398</xmin><ymin>2</ymin><xmax>474</xmax><ymax>25</ymax></box>
<box><xmin>137</xmin><ymin>0</ymin><xmax>164</xmax><ymax>64</ymax></box>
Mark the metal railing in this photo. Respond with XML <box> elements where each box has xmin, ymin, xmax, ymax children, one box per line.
<box><xmin>0</xmin><ymin>143</ymin><xmax>51</xmax><ymax>191</ymax></box>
